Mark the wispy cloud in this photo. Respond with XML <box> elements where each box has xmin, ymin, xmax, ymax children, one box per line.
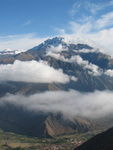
<box><xmin>22</xmin><ymin>20</ymin><xmax>32</xmax><ymax>26</ymax></box>
<box><xmin>96</xmin><ymin>12</ymin><xmax>113</xmax><ymax>29</ymax></box>
<box><xmin>69</xmin><ymin>10</ymin><xmax>113</xmax><ymax>32</ymax></box>
<box><xmin>69</xmin><ymin>21</ymin><xmax>92</xmax><ymax>33</ymax></box>
<box><xmin>69</xmin><ymin>0</ymin><xmax>113</xmax><ymax>16</ymax></box>
<box><xmin>69</xmin><ymin>1</ymin><xmax>81</xmax><ymax>17</ymax></box>
<box><xmin>54</xmin><ymin>1</ymin><xmax>113</xmax><ymax>56</ymax></box>
<box><xmin>0</xmin><ymin>34</ymin><xmax>48</xmax><ymax>50</ymax></box>
<box><xmin>54</xmin><ymin>27</ymin><xmax>66</xmax><ymax>35</ymax></box>
<box><xmin>1</xmin><ymin>90</ymin><xmax>113</xmax><ymax>119</ymax></box>
<box><xmin>85</xmin><ymin>1</ymin><xmax>113</xmax><ymax>15</ymax></box>
<box><xmin>46</xmin><ymin>46</ymin><xmax>101</xmax><ymax>76</ymax></box>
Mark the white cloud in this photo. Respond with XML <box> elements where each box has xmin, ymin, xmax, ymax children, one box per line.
<box><xmin>69</xmin><ymin>22</ymin><xmax>92</xmax><ymax>34</ymax></box>
<box><xmin>69</xmin><ymin>1</ymin><xmax>113</xmax><ymax>16</ymax></box>
<box><xmin>70</xmin><ymin>55</ymin><xmax>101</xmax><ymax>76</ymax></box>
<box><xmin>54</xmin><ymin>27</ymin><xmax>66</xmax><ymax>35</ymax></box>
<box><xmin>0</xmin><ymin>34</ymin><xmax>48</xmax><ymax>51</ymax></box>
<box><xmin>0</xmin><ymin>60</ymin><xmax>70</xmax><ymax>83</ymax></box>
<box><xmin>22</xmin><ymin>20</ymin><xmax>32</xmax><ymax>26</ymax></box>
<box><xmin>85</xmin><ymin>63</ymin><xmax>102</xmax><ymax>76</ymax></box>
<box><xmin>70</xmin><ymin>55</ymin><xmax>88</xmax><ymax>65</ymax></box>
<box><xmin>1</xmin><ymin>90</ymin><xmax>113</xmax><ymax>119</ymax></box>
<box><xmin>57</xmin><ymin>26</ymin><xmax>113</xmax><ymax>56</ymax></box>
<box><xmin>96</xmin><ymin>12</ymin><xmax>113</xmax><ymax>29</ymax></box>
<box><xmin>104</xmin><ymin>69</ymin><xmax>113</xmax><ymax>77</ymax></box>
<box><xmin>70</xmin><ymin>76</ymin><xmax>77</xmax><ymax>81</ymax></box>
<box><xmin>74</xmin><ymin>48</ymin><xmax>100</xmax><ymax>53</ymax></box>
<box><xmin>46</xmin><ymin>44</ymin><xmax>68</xmax><ymax>54</ymax></box>
<box><xmin>88</xmin><ymin>28</ymin><xmax>113</xmax><ymax>55</ymax></box>
<box><xmin>47</xmin><ymin>49</ymin><xmax>101</xmax><ymax>76</ymax></box>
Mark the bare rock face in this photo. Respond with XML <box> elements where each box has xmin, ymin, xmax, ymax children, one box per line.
<box><xmin>42</xmin><ymin>115</ymin><xmax>94</xmax><ymax>137</ymax></box>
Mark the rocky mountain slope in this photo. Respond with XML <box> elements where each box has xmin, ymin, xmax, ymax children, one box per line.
<box><xmin>0</xmin><ymin>104</ymin><xmax>94</xmax><ymax>138</ymax></box>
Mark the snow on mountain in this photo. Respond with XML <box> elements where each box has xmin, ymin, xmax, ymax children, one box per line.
<box><xmin>30</xmin><ymin>37</ymin><xmax>69</xmax><ymax>51</ymax></box>
<box><xmin>0</xmin><ymin>37</ymin><xmax>112</xmax><ymax>78</ymax></box>
<box><xmin>31</xmin><ymin>37</ymin><xmax>103</xmax><ymax>54</ymax></box>
<box><xmin>0</xmin><ymin>49</ymin><xmax>26</xmax><ymax>55</ymax></box>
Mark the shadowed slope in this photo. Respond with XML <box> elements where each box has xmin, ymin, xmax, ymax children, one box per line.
<box><xmin>75</xmin><ymin>127</ymin><xmax>113</xmax><ymax>150</ymax></box>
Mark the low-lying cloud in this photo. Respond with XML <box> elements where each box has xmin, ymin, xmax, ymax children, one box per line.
<box><xmin>74</xmin><ymin>48</ymin><xmax>101</xmax><ymax>53</ymax></box>
<box><xmin>1</xmin><ymin>90</ymin><xmax>113</xmax><ymax>119</ymax></box>
<box><xmin>104</xmin><ymin>69</ymin><xmax>113</xmax><ymax>77</ymax></box>
<box><xmin>0</xmin><ymin>60</ymin><xmax>70</xmax><ymax>83</ymax></box>
<box><xmin>46</xmin><ymin>44</ymin><xmax>68</xmax><ymax>54</ymax></box>
<box><xmin>47</xmin><ymin>50</ymin><xmax>101</xmax><ymax>76</ymax></box>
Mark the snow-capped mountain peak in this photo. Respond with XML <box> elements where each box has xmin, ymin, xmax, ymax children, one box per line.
<box><xmin>30</xmin><ymin>37</ymin><xmax>69</xmax><ymax>51</ymax></box>
<box><xmin>30</xmin><ymin>37</ymin><xmax>96</xmax><ymax>53</ymax></box>
<box><xmin>44</xmin><ymin>37</ymin><xmax>65</xmax><ymax>47</ymax></box>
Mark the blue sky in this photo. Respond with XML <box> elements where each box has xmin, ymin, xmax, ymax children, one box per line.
<box><xmin>0</xmin><ymin>0</ymin><xmax>74</xmax><ymax>36</ymax></box>
<box><xmin>0</xmin><ymin>0</ymin><xmax>113</xmax><ymax>54</ymax></box>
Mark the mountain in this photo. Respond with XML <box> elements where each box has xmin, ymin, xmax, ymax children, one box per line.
<box><xmin>74</xmin><ymin>127</ymin><xmax>113</xmax><ymax>150</ymax></box>
<box><xmin>0</xmin><ymin>37</ymin><xmax>113</xmax><ymax>137</ymax></box>
<box><xmin>1</xmin><ymin>37</ymin><xmax>113</xmax><ymax>93</ymax></box>
<box><xmin>0</xmin><ymin>104</ymin><xmax>94</xmax><ymax>138</ymax></box>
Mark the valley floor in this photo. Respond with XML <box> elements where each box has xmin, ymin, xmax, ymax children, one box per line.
<box><xmin>0</xmin><ymin>129</ymin><xmax>102</xmax><ymax>150</ymax></box>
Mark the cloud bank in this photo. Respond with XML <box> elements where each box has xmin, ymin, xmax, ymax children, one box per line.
<box><xmin>0</xmin><ymin>60</ymin><xmax>70</xmax><ymax>83</ymax></box>
<box><xmin>104</xmin><ymin>69</ymin><xmax>113</xmax><ymax>77</ymax></box>
<box><xmin>1</xmin><ymin>90</ymin><xmax>113</xmax><ymax>119</ymax></box>
<box><xmin>47</xmin><ymin>49</ymin><xmax>101</xmax><ymax>76</ymax></box>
